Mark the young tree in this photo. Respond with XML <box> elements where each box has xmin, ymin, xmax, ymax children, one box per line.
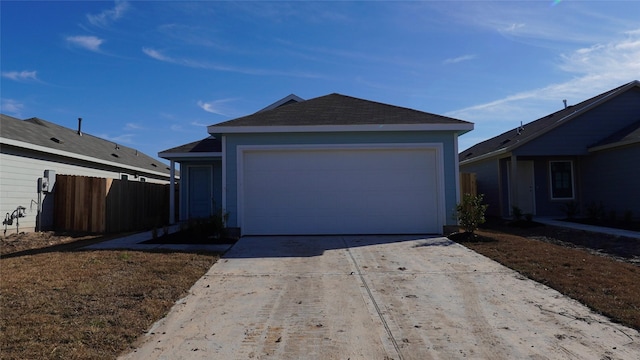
<box><xmin>455</xmin><ymin>193</ymin><xmax>489</xmax><ymax>236</ymax></box>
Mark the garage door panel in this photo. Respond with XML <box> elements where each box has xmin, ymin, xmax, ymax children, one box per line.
<box><xmin>241</xmin><ymin>147</ymin><xmax>441</xmax><ymax>235</ymax></box>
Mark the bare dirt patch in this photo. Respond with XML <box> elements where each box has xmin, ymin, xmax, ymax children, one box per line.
<box><xmin>0</xmin><ymin>233</ymin><xmax>219</xmax><ymax>360</ymax></box>
<box><xmin>451</xmin><ymin>219</ymin><xmax>640</xmax><ymax>331</ymax></box>
<box><xmin>1</xmin><ymin>231</ymin><xmax>121</xmax><ymax>257</ymax></box>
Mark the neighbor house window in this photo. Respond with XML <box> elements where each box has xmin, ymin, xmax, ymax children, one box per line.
<box><xmin>549</xmin><ymin>161</ymin><xmax>574</xmax><ymax>199</ymax></box>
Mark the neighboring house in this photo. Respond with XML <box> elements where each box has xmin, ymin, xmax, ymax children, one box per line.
<box><xmin>459</xmin><ymin>80</ymin><xmax>640</xmax><ymax>219</ymax></box>
<box><xmin>1</xmin><ymin>114</ymin><xmax>173</xmax><ymax>233</ymax></box>
<box><xmin>160</xmin><ymin>93</ymin><xmax>473</xmax><ymax>236</ymax></box>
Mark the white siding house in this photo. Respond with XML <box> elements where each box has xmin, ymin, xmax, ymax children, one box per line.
<box><xmin>1</xmin><ymin>114</ymin><xmax>173</xmax><ymax>234</ymax></box>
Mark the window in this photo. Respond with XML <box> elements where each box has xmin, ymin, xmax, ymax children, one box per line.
<box><xmin>121</xmin><ymin>174</ymin><xmax>129</xmax><ymax>181</ymax></box>
<box><xmin>549</xmin><ymin>161</ymin><xmax>574</xmax><ymax>199</ymax></box>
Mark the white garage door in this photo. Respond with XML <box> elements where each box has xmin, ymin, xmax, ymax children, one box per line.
<box><xmin>239</xmin><ymin>145</ymin><xmax>443</xmax><ymax>235</ymax></box>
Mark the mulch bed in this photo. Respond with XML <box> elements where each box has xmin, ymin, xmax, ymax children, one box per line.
<box><xmin>141</xmin><ymin>229</ymin><xmax>238</xmax><ymax>245</ymax></box>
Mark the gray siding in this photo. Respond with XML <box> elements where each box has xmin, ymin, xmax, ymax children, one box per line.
<box><xmin>222</xmin><ymin>131</ymin><xmax>460</xmax><ymax>229</ymax></box>
<box><xmin>516</xmin><ymin>88</ymin><xmax>640</xmax><ymax>156</ymax></box>
<box><xmin>531</xmin><ymin>156</ymin><xmax>580</xmax><ymax>218</ymax></box>
<box><xmin>580</xmin><ymin>144</ymin><xmax>640</xmax><ymax>218</ymax></box>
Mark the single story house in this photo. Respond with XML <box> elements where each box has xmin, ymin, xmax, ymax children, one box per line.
<box><xmin>1</xmin><ymin>114</ymin><xmax>173</xmax><ymax>233</ymax></box>
<box><xmin>459</xmin><ymin>80</ymin><xmax>640</xmax><ymax>219</ymax></box>
<box><xmin>160</xmin><ymin>93</ymin><xmax>473</xmax><ymax>236</ymax></box>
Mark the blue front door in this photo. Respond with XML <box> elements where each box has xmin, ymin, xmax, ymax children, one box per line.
<box><xmin>188</xmin><ymin>166</ymin><xmax>212</xmax><ymax>219</ymax></box>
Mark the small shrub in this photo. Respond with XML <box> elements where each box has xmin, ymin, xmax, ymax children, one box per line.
<box><xmin>586</xmin><ymin>201</ymin><xmax>606</xmax><ymax>222</ymax></box>
<box><xmin>562</xmin><ymin>201</ymin><xmax>580</xmax><ymax>219</ymax></box>
<box><xmin>525</xmin><ymin>213</ymin><xmax>533</xmax><ymax>222</ymax></box>
<box><xmin>512</xmin><ymin>206</ymin><xmax>523</xmax><ymax>221</ymax></box>
<box><xmin>455</xmin><ymin>193</ymin><xmax>489</xmax><ymax>235</ymax></box>
<box><xmin>623</xmin><ymin>210</ymin><xmax>634</xmax><ymax>224</ymax></box>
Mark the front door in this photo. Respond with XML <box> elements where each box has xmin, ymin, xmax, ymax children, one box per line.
<box><xmin>188</xmin><ymin>166</ymin><xmax>212</xmax><ymax>219</ymax></box>
<box><xmin>508</xmin><ymin>160</ymin><xmax>535</xmax><ymax>215</ymax></box>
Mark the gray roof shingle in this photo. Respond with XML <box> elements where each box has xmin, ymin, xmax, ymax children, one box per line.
<box><xmin>210</xmin><ymin>93</ymin><xmax>472</xmax><ymax>128</ymax></box>
<box><xmin>460</xmin><ymin>80</ymin><xmax>640</xmax><ymax>162</ymax></box>
<box><xmin>160</xmin><ymin>136</ymin><xmax>222</xmax><ymax>155</ymax></box>
<box><xmin>1</xmin><ymin>114</ymin><xmax>170</xmax><ymax>175</ymax></box>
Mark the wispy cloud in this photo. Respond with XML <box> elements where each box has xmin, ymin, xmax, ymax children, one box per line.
<box><xmin>67</xmin><ymin>35</ymin><xmax>104</xmax><ymax>52</ymax></box>
<box><xmin>142</xmin><ymin>47</ymin><xmax>172</xmax><ymax>62</ymax></box>
<box><xmin>1</xmin><ymin>70</ymin><xmax>39</xmax><ymax>82</ymax></box>
<box><xmin>124</xmin><ymin>123</ymin><xmax>143</xmax><ymax>131</ymax></box>
<box><xmin>443</xmin><ymin>54</ymin><xmax>476</xmax><ymax>65</ymax></box>
<box><xmin>142</xmin><ymin>47</ymin><xmax>321</xmax><ymax>78</ymax></box>
<box><xmin>190</xmin><ymin>120</ymin><xmax>209</xmax><ymax>127</ymax></box>
<box><xmin>87</xmin><ymin>0</ymin><xmax>129</xmax><ymax>27</ymax></box>
<box><xmin>503</xmin><ymin>23</ymin><xmax>525</xmax><ymax>33</ymax></box>
<box><xmin>431</xmin><ymin>1</ymin><xmax>635</xmax><ymax>47</ymax></box>
<box><xmin>1</xmin><ymin>99</ymin><xmax>25</xmax><ymax>117</ymax></box>
<box><xmin>448</xmin><ymin>29</ymin><xmax>640</xmax><ymax>127</ymax></box>
<box><xmin>99</xmin><ymin>133</ymin><xmax>135</xmax><ymax>144</ymax></box>
<box><xmin>197</xmin><ymin>98</ymin><xmax>236</xmax><ymax>116</ymax></box>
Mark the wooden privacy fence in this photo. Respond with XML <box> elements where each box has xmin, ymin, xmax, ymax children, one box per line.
<box><xmin>460</xmin><ymin>172</ymin><xmax>477</xmax><ymax>198</ymax></box>
<box><xmin>54</xmin><ymin>175</ymin><xmax>177</xmax><ymax>233</ymax></box>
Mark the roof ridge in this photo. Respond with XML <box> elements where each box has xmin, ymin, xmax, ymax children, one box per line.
<box><xmin>460</xmin><ymin>80</ymin><xmax>640</xmax><ymax>162</ymax></box>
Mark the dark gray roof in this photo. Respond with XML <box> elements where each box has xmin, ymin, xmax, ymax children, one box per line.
<box><xmin>589</xmin><ymin>119</ymin><xmax>640</xmax><ymax>150</ymax></box>
<box><xmin>1</xmin><ymin>114</ymin><xmax>171</xmax><ymax>175</ymax></box>
<box><xmin>460</xmin><ymin>80</ymin><xmax>640</xmax><ymax>162</ymax></box>
<box><xmin>210</xmin><ymin>93</ymin><xmax>471</xmax><ymax>128</ymax></box>
<box><xmin>160</xmin><ymin>136</ymin><xmax>222</xmax><ymax>155</ymax></box>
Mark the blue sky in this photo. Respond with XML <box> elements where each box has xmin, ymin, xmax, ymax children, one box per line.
<box><xmin>2</xmin><ymin>1</ymin><xmax>639</xmax><ymax>162</ymax></box>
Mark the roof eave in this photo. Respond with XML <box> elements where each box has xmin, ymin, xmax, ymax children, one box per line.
<box><xmin>588</xmin><ymin>138</ymin><xmax>640</xmax><ymax>152</ymax></box>
<box><xmin>207</xmin><ymin>123</ymin><xmax>474</xmax><ymax>134</ymax></box>
<box><xmin>158</xmin><ymin>152</ymin><xmax>223</xmax><ymax>160</ymax></box>
<box><xmin>460</xmin><ymin>147</ymin><xmax>511</xmax><ymax>165</ymax></box>
<box><xmin>1</xmin><ymin>137</ymin><xmax>171</xmax><ymax>178</ymax></box>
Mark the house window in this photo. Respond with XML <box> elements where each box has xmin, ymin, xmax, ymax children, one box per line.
<box><xmin>549</xmin><ymin>161</ymin><xmax>574</xmax><ymax>199</ymax></box>
<box><xmin>121</xmin><ymin>174</ymin><xmax>129</xmax><ymax>181</ymax></box>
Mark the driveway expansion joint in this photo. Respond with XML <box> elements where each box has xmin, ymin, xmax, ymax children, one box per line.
<box><xmin>341</xmin><ymin>236</ymin><xmax>404</xmax><ymax>360</ymax></box>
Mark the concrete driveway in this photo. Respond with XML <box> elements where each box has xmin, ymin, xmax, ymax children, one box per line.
<box><xmin>120</xmin><ymin>235</ymin><xmax>640</xmax><ymax>360</ymax></box>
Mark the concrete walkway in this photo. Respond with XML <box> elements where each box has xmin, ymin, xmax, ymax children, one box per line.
<box><xmin>120</xmin><ymin>235</ymin><xmax>640</xmax><ymax>360</ymax></box>
<box><xmin>82</xmin><ymin>217</ymin><xmax>639</xmax><ymax>253</ymax></box>
<box><xmin>536</xmin><ymin>217</ymin><xmax>640</xmax><ymax>239</ymax></box>
<box><xmin>82</xmin><ymin>224</ymin><xmax>233</xmax><ymax>253</ymax></box>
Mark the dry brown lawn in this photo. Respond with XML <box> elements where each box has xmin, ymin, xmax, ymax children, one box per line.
<box><xmin>1</xmin><ymin>247</ymin><xmax>218</xmax><ymax>360</ymax></box>
<box><xmin>1</xmin><ymin>223</ymin><xmax>639</xmax><ymax>359</ymax></box>
<box><xmin>452</xmin><ymin>222</ymin><xmax>640</xmax><ymax>331</ymax></box>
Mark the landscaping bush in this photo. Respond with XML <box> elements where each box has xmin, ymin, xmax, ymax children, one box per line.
<box><xmin>455</xmin><ymin>193</ymin><xmax>489</xmax><ymax>235</ymax></box>
<box><xmin>561</xmin><ymin>201</ymin><xmax>580</xmax><ymax>219</ymax></box>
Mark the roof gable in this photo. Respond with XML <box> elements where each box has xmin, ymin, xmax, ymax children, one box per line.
<box><xmin>159</xmin><ymin>136</ymin><xmax>222</xmax><ymax>160</ymax></box>
<box><xmin>257</xmin><ymin>94</ymin><xmax>304</xmax><ymax>113</ymax></box>
<box><xmin>460</xmin><ymin>80</ymin><xmax>640</xmax><ymax>163</ymax></box>
<box><xmin>0</xmin><ymin>114</ymin><xmax>170</xmax><ymax>175</ymax></box>
<box><xmin>208</xmin><ymin>93</ymin><xmax>472</xmax><ymax>133</ymax></box>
